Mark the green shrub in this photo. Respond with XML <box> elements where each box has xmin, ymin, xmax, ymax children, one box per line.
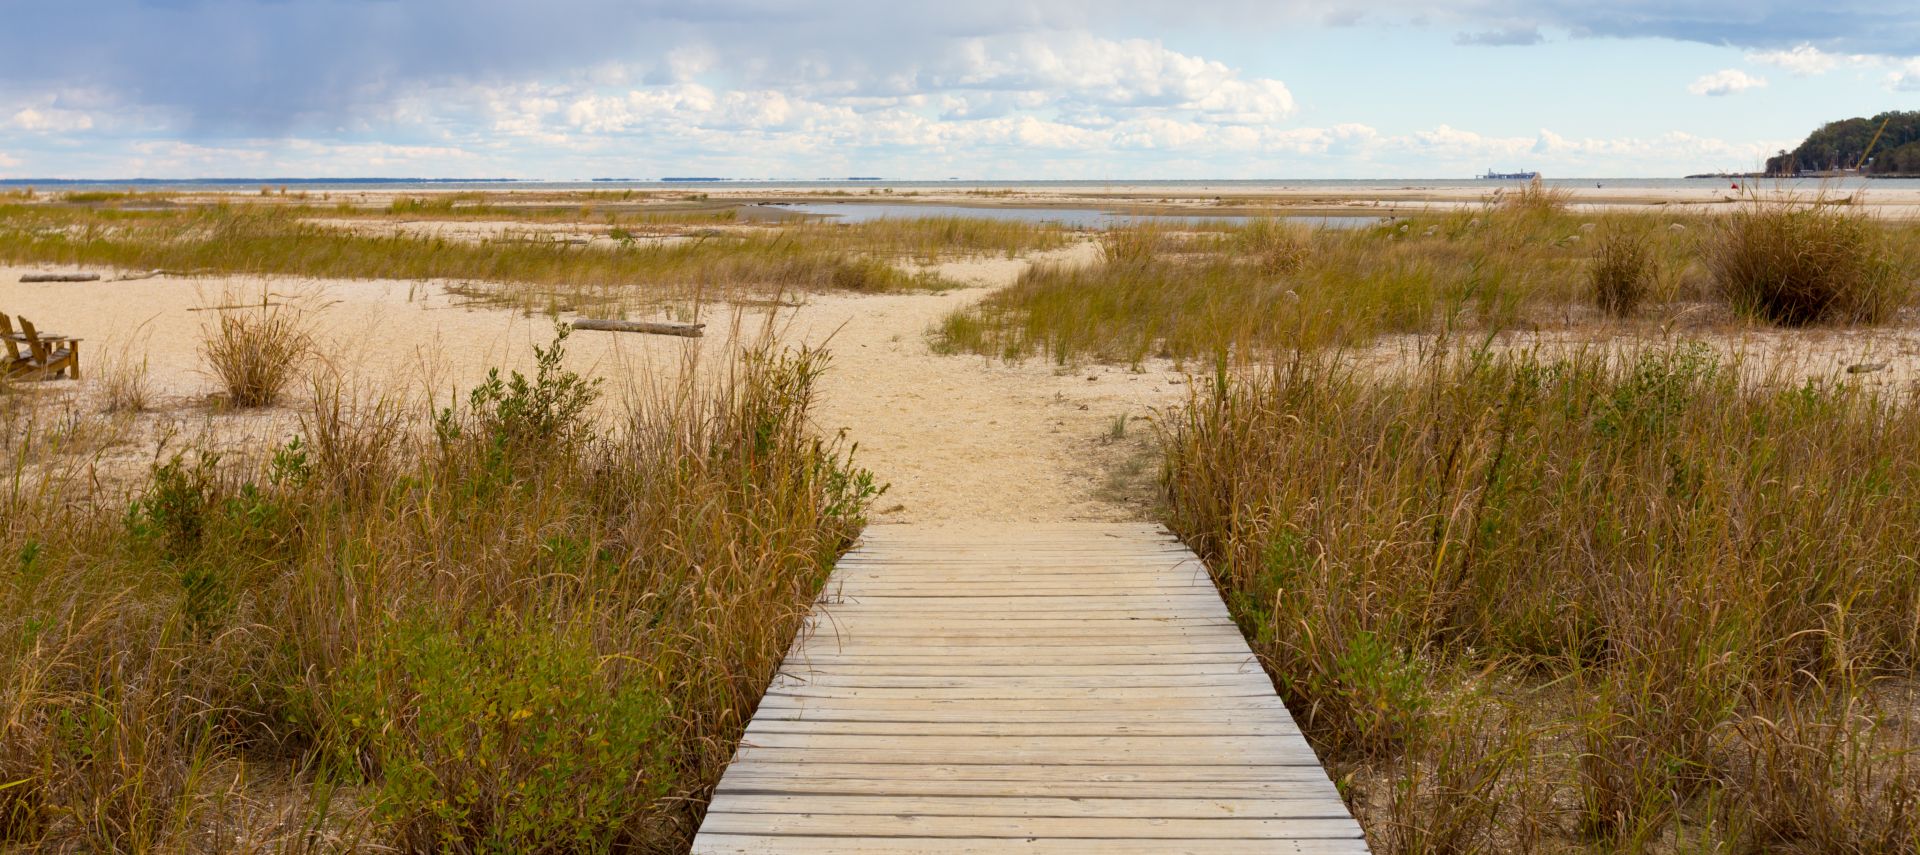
<box><xmin>332</xmin><ymin>612</ymin><xmax>670</xmax><ymax>853</ymax></box>
<box><xmin>451</xmin><ymin>322</ymin><xmax>601</xmax><ymax>459</ymax></box>
<box><xmin>126</xmin><ymin>452</ymin><xmax>223</xmax><ymax>556</ymax></box>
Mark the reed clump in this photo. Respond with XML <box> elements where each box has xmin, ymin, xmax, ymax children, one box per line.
<box><xmin>200</xmin><ymin>305</ymin><xmax>313</xmax><ymax>408</ymax></box>
<box><xmin>0</xmin><ymin>327</ymin><xmax>879</xmax><ymax>851</ymax></box>
<box><xmin>1590</xmin><ymin>227</ymin><xmax>1654</xmax><ymax>317</ymax></box>
<box><xmin>1499</xmin><ymin>175</ymin><xmax>1572</xmax><ymax>216</ymax></box>
<box><xmin>1162</xmin><ymin>345</ymin><xmax>1920</xmax><ymax>850</ymax></box>
<box><xmin>97</xmin><ymin>353</ymin><xmax>153</xmax><ymax>413</ymax></box>
<box><xmin>1706</xmin><ymin>195</ymin><xmax>1910</xmax><ymax>326</ymax></box>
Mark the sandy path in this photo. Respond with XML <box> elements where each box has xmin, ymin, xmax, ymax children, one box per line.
<box><xmin>781</xmin><ymin>246</ymin><xmax>1183</xmax><ymax>522</ymax></box>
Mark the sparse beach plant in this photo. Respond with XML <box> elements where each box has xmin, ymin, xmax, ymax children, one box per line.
<box><xmin>99</xmin><ymin>354</ymin><xmax>152</xmax><ymax>413</ymax></box>
<box><xmin>201</xmin><ymin>304</ymin><xmax>313</xmax><ymax>407</ymax></box>
<box><xmin>1101</xmin><ymin>221</ymin><xmax>1170</xmax><ymax>267</ymax></box>
<box><xmin>1591</xmin><ymin>227</ymin><xmax>1654</xmax><ymax>317</ymax></box>
<box><xmin>331</xmin><ymin>612</ymin><xmax>671</xmax><ymax>853</ymax></box>
<box><xmin>1232</xmin><ymin>218</ymin><xmax>1312</xmax><ymax>274</ymax></box>
<box><xmin>1501</xmin><ymin>175</ymin><xmax>1571</xmax><ymax>216</ymax></box>
<box><xmin>301</xmin><ymin>373</ymin><xmax>404</xmax><ymax>499</ymax></box>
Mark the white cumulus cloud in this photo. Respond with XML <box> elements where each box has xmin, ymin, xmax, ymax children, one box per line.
<box><xmin>9</xmin><ymin>106</ymin><xmax>94</xmax><ymax>133</ymax></box>
<box><xmin>1746</xmin><ymin>43</ymin><xmax>1885</xmax><ymax>75</ymax></box>
<box><xmin>1886</xmin><ymin>59</ymin><xmax>1920</xmax><ymax>91</ymax></box>
<box><xmin>1687</xmin><ymin>69</ymin><xmax>1767</xmax><ymax>96</ymax></box>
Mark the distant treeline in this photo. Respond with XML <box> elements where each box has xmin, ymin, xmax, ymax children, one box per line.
<box><xmin>1766</xmin><ymin>110</ymin><xmax>1920</xmax><ymax>175</ymax></box>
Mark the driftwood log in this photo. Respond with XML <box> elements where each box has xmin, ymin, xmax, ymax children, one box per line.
<box><xmin>110</xmin><ymin>268</ymin><xmax>198</xmax><ymax>282</ymax></box>
<box><xmin>570</xmin><ymin>318</ymin><xmax>705</xmax><ymax>338</ymax></box>
<box><xmin>20</xmin><ymin>273</ymin><xmax>99</xmax><ymax>283</ymax></box>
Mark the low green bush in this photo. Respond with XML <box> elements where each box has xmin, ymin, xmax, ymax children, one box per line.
<box><xmin>332</xmin><ymin>613</ymin><xmax>669</xmax><ymax>853</ymax></box>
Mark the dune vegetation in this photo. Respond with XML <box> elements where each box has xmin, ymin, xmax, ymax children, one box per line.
<box><xmin>0</xmin><ymin>198</ymin><xmax>1068</xmax><ymax>313</ymax></box>
<box><xmin>1138</xmin><ymin>194</ymin><xmax>1920</xmax><ymax>852</ymax></box>
<box><xmin>1163</xmin><ymin>343</ymin><xmax>1920</xmax><ymax>851</ymax></box>
<box><xmin>9</xmin><ymin>185</ymin><xmax>1920</xmax><ymax>853</ymax></box>
<box><xmin>0</xmin><ymin>324</ymin><xmax>881</xmax><ymax>851</ymax></box>
<box><xmin>936</xmin><ymin>191</ymin><xmax>1918</xmax><ymax>365</ymax></box>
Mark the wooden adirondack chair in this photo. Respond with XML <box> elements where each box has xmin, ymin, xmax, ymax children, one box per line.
<box><xmin>0</xmin><ymin>314</ymin><xmax>26</xmax><ymax>372</ymax></box>
<box><xmin>10</xmin><ymin>316</ymin><xmax>80</xmax><ymax>380</ymax></box>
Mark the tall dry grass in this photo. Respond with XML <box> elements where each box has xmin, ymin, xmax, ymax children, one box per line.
<box><xmin>1590</xmin><ymin>226</ymin><xmax>1655</xmax><ymax>317</ymax></box>
<box><xmin>1162</xmin><ymin>345</ymin><xmax>1920</xmax><ymax>851</ymax></box>
<box><xmin>1706</xmin><ymin>194</ymin><xmax>1910</xmax><ymax>326</ymax></box>
<box><xmin>200</xmin><ymin>305</ymin><xmax>313</xmax><ymax>408</ymax></box>
<box><xmin>935</xmin><ymin>211</ymin><xmax>1588</xmax><ymax>364</ymax></box>
<box><xmin>0</xmin><ymin>325</ymin><xmax>879</xmax><ymax>851</ymax></box>
<box><xmin>938</xmin><ymin>202</ymin><xmax>1916</xmax><ymax>364</ymax></box>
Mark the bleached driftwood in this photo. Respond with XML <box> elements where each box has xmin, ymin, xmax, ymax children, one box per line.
<box><xmin>110</xmin><ymin>268</ymin><xmax>199</xmax><ymax>282</ymax></box>
<box><xmin>570</xmin><ymin>318</ymin><xmax>705</xmax><ymax>338</ymax></box>
<box><xmin>19</xmin><ymin>272</ymin><xmax>99</xmax><ymax>283</ymax></box>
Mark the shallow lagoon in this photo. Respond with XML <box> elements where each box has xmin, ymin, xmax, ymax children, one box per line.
<box><xmin>769</xmin><ymin>202</ymin><xmax>1383</xmax><ymax>230</ymax></box>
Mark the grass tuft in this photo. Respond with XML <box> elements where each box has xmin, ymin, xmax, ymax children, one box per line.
<box><xmin>1590</xmin><ymin>227</ymin><xmax>1654</xmax><ymax>317</ymax></box>
<box><xmin>200</xmin><ymin>304</ymin><xmax>313</xmax><ymax>408</ymax></box>
<box><xmin>1706</xmin><ymin>195</ymin><xmax>1910</xmax><ymax>326</ymax></box>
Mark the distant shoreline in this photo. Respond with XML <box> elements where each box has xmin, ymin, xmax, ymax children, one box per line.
<box><xmin>0</xmin><ymin>175</ymin><xmax>1885</xmax><ymax>185</ymax></box>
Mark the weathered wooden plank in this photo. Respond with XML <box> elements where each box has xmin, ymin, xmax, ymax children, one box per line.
<box><xmin>775</xmin><ymin>662</ymin><xmax>1264</xmax><ymax>677</ymax></box>
<box><xmin>707</xmin><ymin>794</ymin><xmax>1351</xmax><ymax>820</ymax></box>
<box><xmin>800</xmin><ymin>616</ymin><xmax>1239</xmax><ymax>628</ymax></box>
<box><xmin>828</xmin><ymin>578</ymin><xmax>1211</xmax><ymax>588</ymax></box>
<box><xmin>710</xmin><ymin>762</ymin><xmax>1337</xmax><ymax>783</ymax></box>
<box><xmin>785</xmin><ymin>642</ymin><xmax>1256</xmax><ymax>657</ymax></box>
<box><xmin>817</xmin><ymin>596</ymin><xmax>1225</xmax><ymax>610</ymax></box>
<box><xmin>735</xmin><ymin>734</ymin><xmax>1317</xmax><ymax>762</ymax></box>
<box><xmin>743</xmin><ymin>707</ymin><xmax>1295</xmax><ymax>725</ymax></box>
<box><xmin>713</xmin><ymin>776</ymin><xmax>1333</xmax><ymax>799</ymax></box>
<box><xmin>769</xmin><ymin>675</ymin><xmax>1275</xmax><ymax>690</ymax></box>
<box><xmin>729</xmin><ymin>744</ymin><xmax>1322</xmax><ymax>767</ymax></box>
<box><xmin>752</xmin><ymin>696</ymin><xmax>1292</xmax><ymax>712</ymax></box>
<box><xmin>693</xmin><ymin>835</ymin><xmax>1370</xmax><ymax>854</ymax></box>
<box><xmin>742</xmin><ymin>719</ymin><xmax>1299</xmax><ymax>738</ymax></box>
<box><xmin>696</xmin><ymin>814</ymin><xmax>1364</xmax><ymax>839</ymax></box>
<box><xmin>780</xmin><ymin>654</ymin><xmax>1258</xmax><ymax>668</ymax></box>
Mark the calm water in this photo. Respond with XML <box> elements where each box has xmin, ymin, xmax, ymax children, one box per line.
<box><xmin>768</xmin><ymin>202</ymin><xmax>1382</xmax><ymax>229</ymax></box>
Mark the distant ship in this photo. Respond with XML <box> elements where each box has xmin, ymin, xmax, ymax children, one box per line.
<box><xmin>1479</xmin><ymin>169</ymin><xmax>1540</xmax><ymax>180</ymax></box>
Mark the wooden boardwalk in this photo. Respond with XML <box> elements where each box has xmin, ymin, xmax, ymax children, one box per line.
<box><xmin>693</xmin><ymin>523</ymin><xmax>1368</xmax><ymax>854</ymax></box>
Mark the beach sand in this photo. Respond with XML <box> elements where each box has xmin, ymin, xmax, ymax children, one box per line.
<box><xmin>8</xmin><ymin>214</ymin><xmax>1919</xmax><ymax>521</ymax></box>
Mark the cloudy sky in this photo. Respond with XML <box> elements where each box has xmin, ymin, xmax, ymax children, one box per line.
<box><xmin>1</xmin><ymin>1</ymin><xmax>1915</xmax><ymax>180</ymax></box>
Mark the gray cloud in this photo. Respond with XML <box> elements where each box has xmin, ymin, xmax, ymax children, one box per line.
<box><xmin>2</xmin><ymin>0</ymin><xmax>1915</xmax><ymax>137</ymax></box>
<box><xmin>1454</xmin><ymin>26</ymin><xmax>1545</xmax><ymax>46</ymax></box>
<box><xmin>1482</xmin><ymin>1</ymin><xmax>1920</xmax><ymax>55</ymax></box>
